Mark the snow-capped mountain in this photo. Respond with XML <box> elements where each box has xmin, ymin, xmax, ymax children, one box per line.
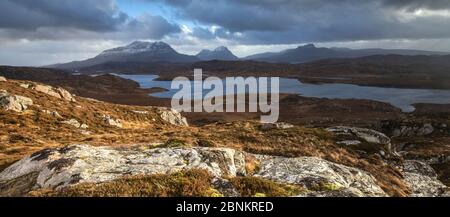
<box><xmin>196</xmin><ymin>46</ymin><xmax>239</xmax><ymax>61</ymax></box>
<box><xmin>97</xmin><ymin>41</ymin><xmax>176</xmax><ymax>57</ymax></box>
<box><xmin>49</xmin><ymin>41</ymin><xmax>199</xmax><ymax>70</ymax></box>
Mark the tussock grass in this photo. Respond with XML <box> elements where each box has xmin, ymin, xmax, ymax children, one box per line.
<box><xmin>29</xmin><ymin>169</ymin><xmax>218</xmax><ymax>197</ymax></box>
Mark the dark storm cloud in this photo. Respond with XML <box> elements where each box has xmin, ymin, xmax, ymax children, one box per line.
<box><xmin>161</xmin><ymin>0</ymin><xmax>450</xmax><ymax>44</ymax></box>
<box><xmin>0</xmin><ymin>0</ymin><xmax>180</xmax><ymax>40</ymax></box>
<box><xmin>0</xmin><ymin>0</ymin><xmax>127</xmax><ymax>31</ymax></box>
<box><xmin>191</xmin><ymin>27</ymin><xmax>216</xmax><ymax>40</ymax></box>
<box><xmin>162</xmin><ymin>0</ymin><xmax>297</xmax><ymax>32</ymax></box>
<box><xmin>125</xmin><ymin>14</ymin><xmax>180</xmax><ymax>39</ymax></box>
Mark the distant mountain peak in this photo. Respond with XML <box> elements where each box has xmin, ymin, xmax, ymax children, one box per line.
<box><xmin>244</xmin><ymin>43</ymin><xmax>448</xmax><ymax>63</ymax></box>
<box><xmin>300</xmin><ymin>44</ymin><xmax>316</xmax><ymax>49</ymax></box>
<box><xmin>214</xmin><ymin>46</ymin><xmax>229</xmax><ymax>52</ymax></box>
<box><xmin>98</xmin><ymin>41</ymin><xmax>174</xmax><ymax>57</ymax></box>
<box><xmin>126</xmin><ymin>41</ymin><xmax>169</xmax><ymax>48</ymax></box>
<box><xmin>48</xmin><ymin>41</ymin><xmax>198</xmax><ymax>69</ymax></box>
<box><xmin>196</xmin><ymin>46</ymin><xmax>239</xmax><ymax>61</ymax></box>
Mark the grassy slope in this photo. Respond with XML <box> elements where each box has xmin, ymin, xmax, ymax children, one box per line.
<box><xmin>1</xmin><ymin>78</ymin><xmax>411</xmax><ymax>196</ymax></box>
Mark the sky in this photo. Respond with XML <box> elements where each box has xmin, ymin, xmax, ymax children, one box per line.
<box><xmin>1</xmin><ymin>0</ymin><xmax>450</xmax><ymax>66</ymax></box>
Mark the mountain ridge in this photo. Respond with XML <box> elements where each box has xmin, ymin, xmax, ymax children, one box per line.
<box><xmin>244</xmin><ymin>44</ymin><xmax>450</xmax><ymax>63</ymax></box>
<box><xmin>47</xmin><ymin>41</ymin><xmax>450</xmax><ymax>70</ymax></box>
<box><xmin>49</xmin><ymin>41</ymin><xmax>199</xmax><ymax>70</ymax></box>
<box><xmin>196</xmin><ymin>46</ymin><xmax>239</xmax><ymax>61</ymax></box>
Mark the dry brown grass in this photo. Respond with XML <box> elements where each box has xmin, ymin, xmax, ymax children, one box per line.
<box><xmin>0</xmin><ymin>79</ymin><xmax>411</xmax><ymax>196</ymax></box>
<box><xmin>28</xmin><ymin>169</ymin><xmax>219</xmax><ymax>197</ymax></box>
<box><xmin>0</xmin><ymin>79</ymin><xmax>191</xmax><ymax>169</ymax></box>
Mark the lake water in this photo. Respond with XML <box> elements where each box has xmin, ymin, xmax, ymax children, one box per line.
<box><xmin>116</xmin><ymin>74</ymin><xmax>450</xmax><ymax>112</ymax></box>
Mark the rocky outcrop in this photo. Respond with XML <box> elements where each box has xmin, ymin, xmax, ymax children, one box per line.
<box><xmin>392</xmin><ymin>124</ymin><xmax>435</xmax><ymax>137</ymax></box>
<box><xmin>3</xmin><ymin>145</ymin><xmax>446</xmax><ymax>197</ymax></box>
<box><xmin>327</xmin><ymin>126</ymin><xmax>394</xmax><ymax>156</ymax></box>
<box><xmin>42</xmin><ymin>110</ymin><xmax>62</xmax><ymax>118</ymax></box>
<box><xmin>34</xmin><ymin>84</ymin><xmax>62</xmax><ymax>99</ymax></box>
<box><xmin>0</xmin><ymin>90</ymin><xmax>33</xmax><ymax>113</ymax></box>
<box><xmin>0</xmin><ymin>145</ymin><xmax>384</xmax><ymax>197</ymax></box>
<box><xmin>19</xmin><ymin>83</ymin><xmax>32</xmax><ymax>89</ymax></box>
<box><xmin>132</xmin><ymin>110</ymin><xmax>149</xmax><ymax>115</ymax></box>
<box><xmin>23</xmin><ymin>84</ymin><xmax>76</xmax><ymax>102</ymax></box>
<box><xmin>336</xmin><ymin>140</ymin><xmax>362</xmax><ymax>146</ymax></box>
<box><xmin>297</xmin><ymin>187</ymin><xmax>375</xmax><ymax>197</ymax></box>
<box><xmin>0</xmin><ymin>145</ymin><xmax>246</xmax><ymax>196</ymax></box>
<box><xmin>157</xmin><ymin>108</ymin><xmax>188</xmax><ymax>126</ymax></box>
<box><xmin>381</xmin><ymin>121</ymin><xmax>448</xmax><ymax>137</ymax></box>
<box><xmin>57</xmin><ymin>87</ymin><xmax>76</xmax><ymax>102</ymax></box>
<box><xmin>261</xmin><ymin>122</ymin><xmax>294</xmax><ymax>130</ymax></box>
<box><xmin>61</xmin><ymin>119</ymin><xmax>88</xmax><ymax>129</ymax></box>
<box><xmin>327</xmin><ymin>126</ymin><xmax>391</xmax><ymax>145</ymax></box>
<box><xmin>0</xmin><ymin>76</ymin><xmax>6</xmax><ymax>82</ymax></box>
<box><xmin>101</xmin><ymin>114</ymin><xmax>123</xmax><ymax>128</ymax></box>
<box><xmin>255</xmin><ymin>155</ymin><xmax>387</xmax><ymax>197</ymax></box>
<box><xmin>0</xmin><ymin>145</ymin><xmax>388</xmax><ymax>197</ymax></box>
<box><xmin>4</xmin><ymin>145</ymin><xmax>386</xmax><ymax>196</ymax></box>
<box><xmin>402</xmin><ymin>160</ymin><xmax>447</xmax><ymax>197</ymax></box>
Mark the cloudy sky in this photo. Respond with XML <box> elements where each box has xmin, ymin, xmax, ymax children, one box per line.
<box><xmin>1</xmin><ymin>0</ymin><xmax>450</xmax><ymax>66</ymax></box>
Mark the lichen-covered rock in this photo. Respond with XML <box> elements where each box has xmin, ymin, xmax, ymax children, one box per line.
<box><xmin>404</xmin><ymin>160</ymin><xmax>438</xmax><ymax>178</ymax></box>
<box><xmin>327</xmin><ymin>126</ymin><xmax>391</xmax><ymax>145</ymax></box>
<box><xmin>0</xmin><ymin>145</ymin><xmax>247</xmax><ymax>195</ymax></box>
<box><xmin>0</xmin><ymin>90</ymin><xmax>33</xmax><ymax>112</ymax></box>
<box><xmin>417</xmin><ymin>124</ymin><xmax>434</xmax><ymax>136</ymax></box>
<box><xmin>31</xmin><ymin>84</ymin><xmax>76</xmax><ymax>102</ymax></box>
<box><xmin>101</xmin><ymin>115</ymin><xmax>123</xmax><ymax>128</ymax></box>
<box><xmin>61</xmin><ymin>119</ymin><xmax>88</xmax><ymax>129</ymax></box>
<box><xmin>57</xmin><ymin>87</ymin><xmax>76</xmax><ymax>102</ymax></box>
<box><xmin>337</xmin><ymin>140</ymin><xmax>362</xmax><ymax>146</ymax></box>
<box><xmin>442</xmin><ymin>190</ymin><xmax>450</xmax><ymax>197</ymax></box>
<box><xmin>157</xmin><ymin>107</ymin><xmax>188</xmax><ymax>126</ymax></box>
<box><xmin>327</xmin><ymin>126</ymin><xmax>395</xmax><ymax>156</ymax></box>
<box><xmin>0</xmin><ymin>76</ymin><xmax>6</xmax><ymax>82</ymax></box>
<box><xmin>19</xmin><ymin>83</ymin><xmax>32</xmax><ymax>89</ymax></box>
<box><xmin>212</xmin><ymin>178</ymin><xmax>240</xmax><ymax>197</ymax></box>
<box><xmin>403</xmin><ymin>160</ymin><xmax>447</xmax><ymax>197</ymax></box>
<box><xmin>42</xmin><ymin>110</ymin><xmax>62</xmax><ymax>118</ymax></box>
<box><xmin>5</xmin><ymin>145</ymin><xmax>444</xmax><ymax>197</ymax></box>
<box><xmin>297</xmin><ymin>187</ymin><xmax>369</xmax><ymax>197</ymax></box>
<box><xmin>389</xmin><ymin>123</ymin><xmax>436</xmax><ymax>137</ymax></box>
<box><xmin>254</xmin><ymin>155</ymin><xmax>387</xmax><ymax>197</ymax></box>
<box><xmin>132</xmin><ymin>110</ymin><xmax>149</xmax><ymax>115</ymax></box>
<box><xmin>34</xmin><ymin>84</ymin><xmax>61</xmax><ymax>98</ymax></box>
<box><xmin>261</xmin><ymin>122</ymin><xmax>294</xmax><ymax>130</ymax></box>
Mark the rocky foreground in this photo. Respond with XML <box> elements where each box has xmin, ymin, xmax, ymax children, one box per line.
<box><xmin>0</xmin><ymin>143</ymin><xmax>448</xmax><ymax>197</ymax></box>
<box><xmin>0</xmin><ymin>76</ymin><xmax>449</xmax><ymax>197</ymax></box>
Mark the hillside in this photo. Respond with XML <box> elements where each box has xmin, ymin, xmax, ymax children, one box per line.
<box><xmin>72</xmin><ymin>54</ymin><xmax>450</xmax><ymax>90</ymax></box>
<box><xmin>0</xmin><ymin>65</ymin><xmax>171</xmax><ymax>106</ymax></box>
<box><xmin>0</xmin><ymin>75</ymin><xmax>449</xmax><ymax>197</ymax></box>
